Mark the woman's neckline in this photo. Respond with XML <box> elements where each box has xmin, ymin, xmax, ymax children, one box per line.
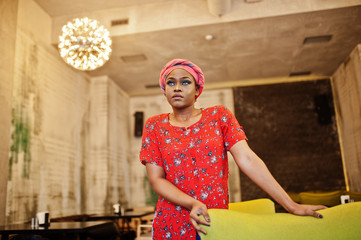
<box><xmin>167</xmin><ymin>108</ymin><xmax>204</xmax><ymax>130</ymax></box>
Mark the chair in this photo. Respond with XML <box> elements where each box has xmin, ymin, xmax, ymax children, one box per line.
<box><xmin>136</xmin><ymin>224</ymin><xmax>152</xmax><ymax>240</ymax></box>
<box><xmin>86</xmin><ymin>221</ymin><xmax>127</xmax><ymax>240</ymax></box>
<box><xmin>129</xmin><ymin>206</ymin><xmax>155</xmax><ymax>230</ymax></box>
<box><xmin>132</xmin><ymin>206</ymin><xmax>154</xmax><ymax>240</ymax></box>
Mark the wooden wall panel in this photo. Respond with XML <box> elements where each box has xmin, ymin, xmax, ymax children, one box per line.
<box><xmin>233</xmin><ymin>80</ymin><xmax>345</xmax><ymax>204</ymax></box>
<box><xmin>332</xmin><ymin>44</ymin><xmax>361</xmax><ymax>192</ymax></box>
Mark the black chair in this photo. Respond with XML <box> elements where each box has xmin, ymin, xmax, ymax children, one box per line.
<box><xmin>86</xmin><ymin>222</ymin><xmax>134</xmax><ymax>240</ymax></box>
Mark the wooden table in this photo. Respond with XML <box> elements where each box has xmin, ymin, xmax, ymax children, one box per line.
<box><xmin>87</xmin><ymin>211</ymin><xmax>154</xmax><ymax>231</ymax></box>
<box><xmin>0</xmin><ymin>221</ymin><xmax>114</xmax><ymax>240</ymax></box>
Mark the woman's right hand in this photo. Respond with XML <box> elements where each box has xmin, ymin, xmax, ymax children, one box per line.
<box><xmin>189</xmin><ymin>201</ymin><xmax>211</xmax><ymax>235</ymax></box>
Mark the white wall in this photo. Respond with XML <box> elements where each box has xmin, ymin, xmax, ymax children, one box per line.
<box><xmin>6</xmin><ymin>0</ymin><xmax>131</xmax><ymax>223</ymax></box>
<box><xmin>84</xmin><ymin>76</ymin><xmax>130</xmax><ymax>213</ymax></box>
<box><xmin>0</xmin><ymin>0</ymin><xmax>18</xmax><ymax>226</ymax></box>
<box><xmin>7</xmin><ymin>0</ymin><xmax>91</xmax><ymax>223</ymax></box>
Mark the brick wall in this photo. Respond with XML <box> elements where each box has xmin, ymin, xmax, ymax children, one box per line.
<box><xmin>233</xmin><ymin>79</ymin><xmax>345</xmax><ymax>206</ymax></box>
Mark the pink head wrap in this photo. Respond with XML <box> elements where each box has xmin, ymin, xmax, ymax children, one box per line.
<box><xmin>159</xmin><ymin>59</ymin><xmax>205</xmax><ymax>99</ymax></box>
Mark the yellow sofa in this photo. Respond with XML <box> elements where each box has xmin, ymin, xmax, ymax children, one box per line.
<box><xmin>228</xmin><ymin>198</ymin><xmax>275</xmax><ymax>214</ymax></box>
<box><xmin>201</xmin><ymin>199</ymin><xmax>361</xmax><ymax>240</ymax></box>
<box><xmin>288</xmin><ymin>190</ymin><xmax>361</xmax><ymax>207</ymax></box>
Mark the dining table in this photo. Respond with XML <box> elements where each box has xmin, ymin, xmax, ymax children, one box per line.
<box><xmin>0</xmin><ymin>220</ymin><xmax>114</xmax><ymax>240</ymax></box>
<box><xmin>86</xmin><ymin>210</ymin><xmax>154</xmax><ymax>231</ymax></box>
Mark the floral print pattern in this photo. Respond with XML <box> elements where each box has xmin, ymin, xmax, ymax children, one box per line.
<box><xmin>140</xmin><ymin>105</ymin><xmax>247</xmax><ymax>239</ymax></box>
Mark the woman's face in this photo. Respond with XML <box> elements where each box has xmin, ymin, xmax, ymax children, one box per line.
<box><xmin>165</xmin><ymin>68</ymin><xmax>199</xmax><ymax>109</ymax></box>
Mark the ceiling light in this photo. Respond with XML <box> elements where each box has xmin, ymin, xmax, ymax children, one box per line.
<box><xmin>205</xmin><ymin>34</ymin><xmax>214</xmax><ymax>40</ymax></box>
<box><xmin>58</xmin><ymin>17</ymin><xmax>112</xmax><ymax>71</ymax></box>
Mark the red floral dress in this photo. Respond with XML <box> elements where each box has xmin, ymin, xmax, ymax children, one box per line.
<box><xmin>140</xmin><ymin>105</ymin><xmax>247</xmax><ymax>239</ymax></box>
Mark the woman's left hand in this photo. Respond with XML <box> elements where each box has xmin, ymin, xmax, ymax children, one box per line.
<box><xmin>189</xmin><ymin>201</ymin><xmax>211</xmax><ymax>235</ymax></box>
<box><xmin>288</xmin><ymin>203</ymin><xmax>327</xmax><ymax>219</ymax></box>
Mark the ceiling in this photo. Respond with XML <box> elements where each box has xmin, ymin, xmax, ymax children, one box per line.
<box><xmin>34</xmin><ymin>0</ymin><xmax>361</xmax><ymax>96</ymax></box>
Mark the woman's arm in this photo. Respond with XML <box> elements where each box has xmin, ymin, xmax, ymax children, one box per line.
<box><xmin>230</xmin><ymin>140</ymin><xmax>327</xmax><ymax>218</ymax></box>
<box><xmin>145</xmin><ymin>163</ymin><xmax>211</xmax><ymax>234</ymax></box>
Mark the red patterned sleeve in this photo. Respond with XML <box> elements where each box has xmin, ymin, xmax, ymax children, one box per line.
<box><xmin>139</xmin><ymin>117</ymin><xmax>163</xmax><ymax>167</ymax></box>
<box><xmin>217</xmin><ymin>105</ymin><xmax>247</xmax><ymax>151</ymax></box>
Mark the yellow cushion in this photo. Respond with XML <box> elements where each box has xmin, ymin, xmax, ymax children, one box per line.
<box><xmin>287</xmin><ymin>192</ymin><xmax>301</xmax><ymax>203</ymax></box>
<box><xmin>202</xmin><ymin>202</ymin><xmax>361</xmax><ymax>240</ymax></box>
<box><xmin>228</xmin><ymin>198</ymin><xmax>275</xmax><ymax>214</ymax></box>
<box><xmin>299</xmin><ymin>190</ymin><xmax>342</xmax><ymax>206</ymax></box>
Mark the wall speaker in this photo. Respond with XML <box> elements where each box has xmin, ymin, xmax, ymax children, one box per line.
<box><xmin>314</xmin><ymin>94</ymin><xmax>332</xmax><ymax>125</ymax></box>
<box><xmin>134</xmin><ymin>111</ymin><xmax>144</xmax><ymax>137</ymax></box>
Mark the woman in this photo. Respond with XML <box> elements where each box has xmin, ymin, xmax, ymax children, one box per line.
<box><xmin>140</xmin><ymin>59</ymin><xmax>326</xmax><ymax>240</ymax></box>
